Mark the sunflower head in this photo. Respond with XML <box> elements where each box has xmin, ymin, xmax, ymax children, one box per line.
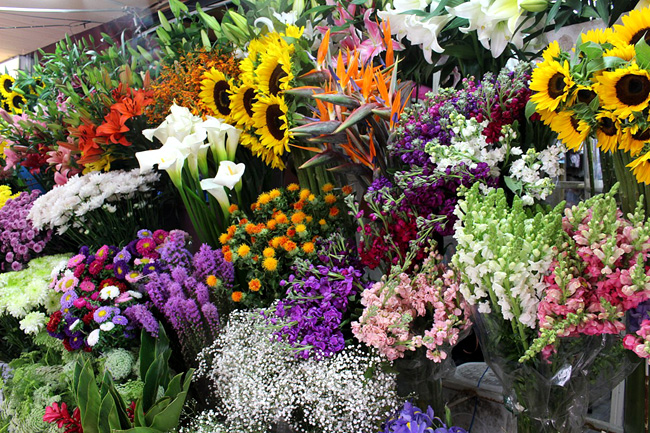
<box><xmin>570</xmin><ymin>84</ymin><xmax>597</xmax><ymax>106</ymax></box>
<box><xmin>541</xmin><ymin>41</ymin><xmax>562</xmax><ymax>63</ymax></box>
<box><xmin>627</xmin><ymin>149</ymin><xmax>650</xmax><ymax>184</ymax></box>
<box><xmin>530</xmin><ymin>60</ymin><xmax>574</xmax><ymax>112</ymax></box>
<box><xmin>252</xmin><ymin>93</ymin><xmax>292</xmax><ymax>162</ymax></box>
<box><xmin>613</xmin><ymin>7</ymin><xmax>650</xmax><ymax>46</ymax></box>
<box><xmin>603</xmin><ymin>43</ymin><xmax>636</xmax><ymax>62</ymax></box>
<box><xmin>255</xmin><ymin>46</ymin><xmax>294</xmax><ymax>96</ymax></box>
<box><xmin>621</xmin><ymin>124</ymin><xmax>650</xmax><ymax>156</ymax></box>
<box><xmin>549</xmin><ymin>110</ymin><xmax>590</xmax><ymax>150</ymax></box>
<box><xmin>200</xmin><ymin>68</ymin><xmax>232</xmax><ymax>120</ymax></box>
<box><xmin>6</xmin><ymin>91</ymin><xmax>25</xmax><ymax>114</ymax></box>
<box><xmin>0</xmin><ymin>74</ymin><xmax>14</xmax><ymax>98</ymax></box>
<box><xmin>595</xmin><ymin>110</ymin><xmax>621</xmax><ymax>153</ymax></box>
<box><xmin>596</xmin><ymin>64</ymin><xmax>650</xmax><ymax>120</ymax></box>
<box><xmin>580</xmin><ymin>28</ymin><xmax>615</xmax><ymax>45</ymax></box>
<box><xmin>229</xmin><ymin>82</ymin><xmax>257</xmax><ymax>128</ymax></box>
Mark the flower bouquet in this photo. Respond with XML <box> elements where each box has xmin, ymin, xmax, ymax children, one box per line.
<box><xmin>453</xmin><ymin>184</ymin><xmax>649</xmax><ymax>432</ymax></box>
<box><xmin>46</xmin><ymin>229</ymin><xmax>171</xmax><ymax>353</ymax></box>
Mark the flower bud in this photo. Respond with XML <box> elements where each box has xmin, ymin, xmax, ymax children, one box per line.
<box><xmin>519</xmin><ymin>0</ymin><xmax>548</xmax><ymax>12</ymax></box>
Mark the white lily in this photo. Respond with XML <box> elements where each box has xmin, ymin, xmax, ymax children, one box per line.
<box><xmin>136</xmin><ymin>137</ymin><xmax>191</xmax><ymax>188</ymax></box>
<box><xmin>407</xmin><ymin>15</ymin><xmax>454</xmax><ymax>62</ymax></box>
<box><xmin>198</xmin><ymin>117</ymin><xmax>242</xmax><ymax>163</ymax></box>
<box><xmin>200</xmin><ymin>161</ymin><xmax>246</xmax><ymax>216</ymax></box>
<box><xmin>142</xmin><ymin>103</ymin><xmax>203</xmax><ymax>144</ymax></box>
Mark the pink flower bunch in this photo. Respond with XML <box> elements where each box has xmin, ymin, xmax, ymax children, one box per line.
<box><xmin>352</xmin><ymin>251</ymin><xmax>471</xmax><ymax>362</ymax></box>
<box><xmin>536</xmin><ymin>204</ymin><xmax>650</xmax><ymax>351</ymax></box>
<box><xmin>623</xmin><ymin>319</ymin><xmax>650</xmax><ymax>359</ymax></box>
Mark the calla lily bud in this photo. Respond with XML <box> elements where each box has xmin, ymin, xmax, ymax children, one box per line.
<box><xmin>519</xmin><ymin>0</ymin><xmax>548</xmax><ymax>13</ymax></box>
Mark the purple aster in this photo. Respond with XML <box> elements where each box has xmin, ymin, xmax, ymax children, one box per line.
<box><xmin>113</xmin><ymin>260</ymin><xmax>130</xmax><ymax>280</ymax></box>
<box><xmin>60</xmin><ymin>291</ymin><xmax>79</xmax><ymax>309</ymax></box>
<box><xmin>94</xmin><ymin>306</ymin><xmax>114</xmax><ymax>323</ymax></box>
<box><xmin>113</xmin><ymin>248</ymin><xmax>131</xmax><ymax>264</ymax></box>
<box><xmin>112</xmin><ymin>315</ymin><xmax>129</xmax><ymax>326</ymax></box>
<box><xmin>137</xmin><ymin>229</ymin><xmax>153</xmax><ymax>239</ymax></box>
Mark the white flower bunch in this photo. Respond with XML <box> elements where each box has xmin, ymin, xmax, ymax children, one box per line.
<box><xmin>0</xmin><ymin>254</ymin><xmax>69</xmax><ymax>320</ymax></box>
<box><xmin>196</xmin><ymin>310</ymin><xmax>399</xmax><ymax>433</ymax></box>
<box><xmin>28</xmin><ymin>169</ymin><xmax>159</xmax><ymax>235</ymax></box>
<box><xmin>452</xmin><ymin>184</ymin><xmax>563</xmax><ymax>328</ymax></box>
<box><xmin>508</xmin><ymin>143</ymin><xmax>565</xmax><ymax>204</ymax></box>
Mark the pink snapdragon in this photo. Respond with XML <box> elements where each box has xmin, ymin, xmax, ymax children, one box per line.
<box><xmin>352</xmin><ymin>251</ymin><xmax>471</xmax><ymax>362</ymax></box>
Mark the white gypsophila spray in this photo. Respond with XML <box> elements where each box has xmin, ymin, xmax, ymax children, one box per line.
<box><xmin>27</xmin><ymin>169</ymin><xmax>159</xmax><ymax>234</ymax></box>
<box><xmin>195</xmin><ymin>310</ymin><xmax>400</xmax><ymax>433</ymax></box>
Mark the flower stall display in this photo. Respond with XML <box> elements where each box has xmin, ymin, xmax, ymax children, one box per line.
<box><xmin>453</xmin><ymin>183</ymin><xmax>650</xmax><ymax>432</ymax></box>
<box><xmin>0</xmin><ymin>190</ymin><xmax>52</xmax><ymax>272</ymax></box>
<box><xmin>27</xmin><ymin>169</ymin><xmax>161</xmax><ymax>248</ymax></box>
<box><xmin>46</xmin><ymin>229</ymin><xmax>171</xmax><ymax>353</ymax></box>
<box><xmin>381</xmin><ymin>401</ymin><xmax>467</xmax><ymax>433</ymax></box>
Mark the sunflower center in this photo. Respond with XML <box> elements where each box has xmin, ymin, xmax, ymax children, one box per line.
<box><xmin>269</xmin><ymin>64</ymin><xmax>288</xmax><ymax>96</ymax></box>
<box><xmin>212</xmin><ymin>80</ymin><xmax>231</xmax><ymax>116</ymax></box>
<box><xmin>615</xmin><ymin>74</ymin><xmax>650</xmax><ymax>106</ymax></box>
<box><xmin>266</xmin><ymin>104</ymin><xmax>286</xmax><ymax>141</ymax></box>
<box><xmin>630</xmin><ymin>28</ymin><xmax>650</xmax><ymax>45</ymax></box>
<box><xmin>577</xmin><ymin>89</ymin><xmax>596</xmax><ymax>104</ymax></box>
<box><xmin>3</xmin><ymin>79</ymin><xmax>12</xmax><ymax>94</ymax></box>
<box><xmin>633</xmin><ymin>128</ymin><xmax>650</xmax><ymax>141</ymax></box>
<box><xmin>548</xmin><ymin>73</ymin><xmax>567</xmax><ymax>99</ymax></box>
<box><xmin>599</xmin><ymin>117</ymin><xmax>617</xmax><ymax>136</ymax></box>
<box><xmin>570</xmin><ymin>116</ymin><xmax>581</xmax><ymax>133</ymax></box>
<box><xmin>243</xmin><ymin>88</ymin><xmax>257</xmax><ymax>118</ymax></box>
<box><xmin>12</xmin><ymin>95</ymin><xmax>24</xmax><ymax>108</ymax></box>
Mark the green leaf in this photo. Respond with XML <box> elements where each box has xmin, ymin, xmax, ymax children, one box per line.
<box><xmin>579</xmin><ymin>41</ymin><xmax>603</xmax><ymax>60</ymax></box>
<box><xmin>290</xmin><ymin>120</ymin><xmax>342</xmax><ymax>136</ymax></box>
<box><xmin>603</xmin><ymin>55</ymin><xmax>627</xmax><ymax>69</ymax></box>
<box><xmin>504</xmin><ymin>176</ymin><xmax>523</xmax><ymax>194</ymax></box>
<box><xmin>98</xmin><ymin>393</ymin><xmax>119</xmax><ymax>433</ymax></box>
<box><xmin>545</xmin><ymin>0</ymin><xmax>562</xmax><ymax>26</ymax></box>
<box><xmin>636</xmin><ymin>37</ymin><xmax>650</xmax><ymax>70</ymax></box>
<box><xmin>164</xmin><ymin>372</ymin><xmax>183</xmax><ymax>399</ymax></box>
<box><xmin>169</xmin><ymin>0</ymin><xmax>188</xmax><ymax>17</ymax></box>
<box><xmin>157</xmin><ymin>11</ymin><xmax>171</xmax><ymax>31</ymax></box>
<box><xmin>299</xmin><ymin>150</ymin><xmax>338</xmax><ymax>169</ymax></box>
<box><xmin>200</xmin><ymin>29</ymin><xmax>211</xmax><ymax>50</ymax></box>
<box><xmin>139</xmin><ymin>326</ymin><xmax>159</xmax><ymax>379</ymax></box>
<box><xmin>525</xmin><ymin>99</ymin><xmax>538</xmax><ymax>120</ymax></box>
<box><xmin>303</xmin><ymin>5</ymin><xmax>336</xmax><ymax>16</ymax></box>
<box><xmin>197</xmin><ymin>5</ymin><xmax>221</xmax><ymax>33</ymax></box>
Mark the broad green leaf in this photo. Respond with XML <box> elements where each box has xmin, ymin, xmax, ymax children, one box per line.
<box><xmin>579</xmin><ymin>41</ymin><xmax>603</xmax><ymax>60</ymax></box>
<box><xmin>158</xmin><ymin>11</ymin><xmax>171</xmax><ymax>31</ymax></box>
<box><xmin>313</xmin><ymin>93</ymin><xmax>361</xmax><ymax>109</ymax></box>
<box><xmin>636</xmin><ymin>37</ymin><xmax>650</xmax><ymax>70</ymax></box>
<box><xmin>291</xmin><ymin>120</ymin><xmax>342</xmax><ymax>136</ymax></box>
<box><xmin>334</xmin><ymin>103</ymin><xmax>380</xmax><ymax>134</ymax></box>
<box><xmin>525</xmin><ymin>100</ymin><xmax>538</xmax><ymax>120</ymax></box>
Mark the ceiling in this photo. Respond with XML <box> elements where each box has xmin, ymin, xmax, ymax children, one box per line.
<box><xmin>0</xmin><ymin>0</ymin><xmax>167</xmax><ymax>63</ymax></box>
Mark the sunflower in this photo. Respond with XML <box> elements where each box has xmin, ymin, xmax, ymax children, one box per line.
<box><xmin>537</xmin><ymin>108</ymin><xmax>558</xmax><ymax>126</ymax></box>
<box><xmin>603</xmin><ymin>43</ymin><xmax>635</xmax><ymax>62</ymax></box>
<box><xmin>200</xmin><ymin>68</ymin><xmax>232</xmax><ymax>120</ymax></box>
<box><xmin>569</xmin><ymin>84</ymin><xmax>597</xmax><ymax>106</ymax></box>
<box><xmin>549</xmin><ymin>110</ymin><xmax>590</xmax><ymax>150</ymax></box>
<box><xmin>5</xmin><ymin>91</ymin><xmax>25</xmax><ymax>114</ymax></box>
<box><xmin>580</xmin><ymin>28</ymin><xmax>615</xmax><ymax>45</ymax></box>
<box><xmin>239</xmin><ymin>56</ymin><xmax>257</xmax><ymax>86</ymax></box>
<box><xmin>628</xmin><ymin>150</ymin><xmax>650</xmax><ymax>184</ymax></box>
<box><xmin>0</xmin><ymin>75</ymin><xmax>14</xmax><ymax>98</ymax></box>
<box><xmin>252</xmin><ymin>94</ymin><xmax>291</xmax><ymax>162</ymax></box>
<box><xmin>620</xmin><ymin>125</ymin><xmax>650</xmax><ymax>155</ymax></box>
<box><xmin>282</xmin><ymin>25</ymin><xmax>304</xmax><ymax>39</ymax></box>
<box><xmin>613</xmin><ymin>7</ymin><xmax>650</xmax><ymax>46</ymax></box>
<box><xmin>540</xmin><ymin>41</ymin><xmax>561</xmax><ymax>63</ymax></box>
<box><xmin>595</xmin><ymin>111</ymin><xmax>621</xmax><ymax>153</ymax></box>
<box><xmin>596</xmin><ymin>64</ymin><xmax>650</xmax><ymax>120</ymax></box>
<box><xmin>530</xmin><ymin>60</ymin><xmax>574</xmax><ymax>112</ymax></box>
<box><xmin>229</xmin><ymin>82</ymin><xmax>257</xmax><ymax>127</ymax></box>
<box><xmin>255</xmin><ymin>48</ymin><xmax>294</xmax><ymax>96</ymax></box>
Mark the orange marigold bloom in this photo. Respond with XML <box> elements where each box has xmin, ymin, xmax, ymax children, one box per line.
<box><xmin>237</xmin><ymin>244</ymin><xmax>251</xmax><ymax>257</ymax></box>
<box><xmin>275</xmin><ymin>213</ymin><xmax>288</xmax><ymax>224</ymax></box>
<box><xmin>329</xmin><ymin>207</ymin><xmax>340</xmax><ymax>217</ymax></box>
<box><xmin>245</xmin><ymin>223</ymin><xmax>257</xmax><ymax>234</ymax></box>
<box><xmin>306</xmin><ymin>216</ymin><xmax>313</xmax><ymax>223</ymax></box>
<box><xmin>251</xmin><ymin>203</ymin><xmax>260</xmax><ymax>211</ymax></box>
<box><xmin>342</xmin><ymin>185</ymin><xmax>353</xmax><ymax>195</ymax></box>
<box><xmin>248</xmin><ymin>278</ymin><xmax>261</xmax><ymax>292</ymax></box>
<box><xmin>206</xmin><ymin>275</ymin><xmax>218</xmax><ymax>287</ymax></box>
<box><xmin>302</xmin><ymin>242</ymin><xmax>315</xmax><ymax>254</ymax></box>
<box><xmin>293</xmin><ymin>200</ymin><xmax>304</xmax><ymax>210</ymax></box>
<box><xmin>308</xmin><ymin>194</ymin><xmax>315</xmax><ymax>202</ymax></box>
<box><xmin>263</xmin><ymin>247</ymin><xmax>276</xmax><ymax>258</ymax></box>
<box><xmin>258</xmin><ymin>193</ymin><xmax>271</xmax><ymax>205</ymax></box>
<box><xmin>222</xmin><ymin>245</ymin><xmax>231</xmax><ymax>254</ymax></box>
<box><xmin>319</xmin><ymin>219</ymin><xmax>327</xmax><ymax>226</ymax></box>
<box><xmin>267</xmin><ymin>219</ymin><xmax>278</xmax><ymax>230</ymax></box>
<box><xmin>322</xmin><ymin>183</ymin><xmax>334</xmax><ymax>192</ymax></box>
<box><xmin>219</xmin><ymin>233</ymin><xmax>231</xmax><ymax>244</ymax></box>
<box><xmin>299</xmin><ymin>189</ymin><xmax>311</xmax><ymax>200</ymax></box>
<box><xmin>252</xmin><ymin>255</ymin><xmax>259</xmax><ymax>262</ymax></box>
<box><xmin>287</xmin><ymin>183</ymin><xmax>300</xmax><ymax>191</ymax></box>
<box><xmin>270</xmin><ymin>236</ymin><xmax>286</xmax><ymax>248</ymax></box>
<box><xmin>239</xmin><ymin>218</ymin><xmax>249</xmax><ymax>226</ymax></box>
<box><xmin>224</xmin><ymin>251</ymin><xmax>233</xmax><ymax>262</ymax></box>
<box><xmin>284</xmin><ymin>240</ymin><xmax>297</xmax><ymax>252</ymax></box>
<box><xmin>291</xmin><ymin>211</ymin><xmax>306</xmax><ymax>224</ymax></box>
<box><xmin>286</xmin><ymin>228</ymin><xmax>296</xmax><ymax>237</ymax></box>
<box><xmin>231</xmin><ymin>291</ymin><xmax>243</xmax><ymax>302</ymax></box>
<box><xmin>268</xmin><ymin>189</ymin><xmax>281</xmax><ymax>199</ymax></box>
<box><xmin>295</xmin><ymin>224</ymin><xmax>306</xmax><ymax>234</ymax></box>
<box><xmin>263</xmin><ymin>257</ymin><xmax>278</xmax><ymax>271</ymax></box>
<box><xmin>324</xmin><ymin>193</ymin><xmax>337</xmax><ymax>205</ymax></box>
<box><xmin>229</xmin><ymin>204</ymin><xmax>239</xmax><ymax>212</ymax></box>
<box><xmin>227</xmin><ymin>225</ymin><xmax>237</xmax><ymax>236</ymax></box>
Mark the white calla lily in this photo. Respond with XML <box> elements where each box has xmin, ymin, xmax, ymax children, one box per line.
<box><xmin>142</xmin><ymin>103</ymin><xmax>203</xmax><ymax>144</ymax></box>
<box><xmin>199</xmin><ymin>117</ymin><xmax>242</xmax><ymax>162</ymax></box>
<box><xmin>136</xmin><ymin>137</ymin><xmax>190</xmax><ymax>188</ymax></box>
<box><xmin>200</xmin><ymin>161</ymin><xmax>246</xmax><ymax>216</ymax></box>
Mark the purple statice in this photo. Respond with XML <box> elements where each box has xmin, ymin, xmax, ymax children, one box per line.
<box><xmin>0</xmin><ymin>191</ymin><xmax>52</xmax><ymax>272</ymax></box>
<box><xmin>192</xmin><ymin>243</ymin><xmax>235</xmax><ymax>290</ymax></box>
<box><xmin>266</xmin><ymin>235</ymin><xmax>366</xmax><ymax>360</ymax></box>
<box><xmin>381</xmin><ymin>402</ymin><xmax>467</xmax><ymax>433</ymax></box>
